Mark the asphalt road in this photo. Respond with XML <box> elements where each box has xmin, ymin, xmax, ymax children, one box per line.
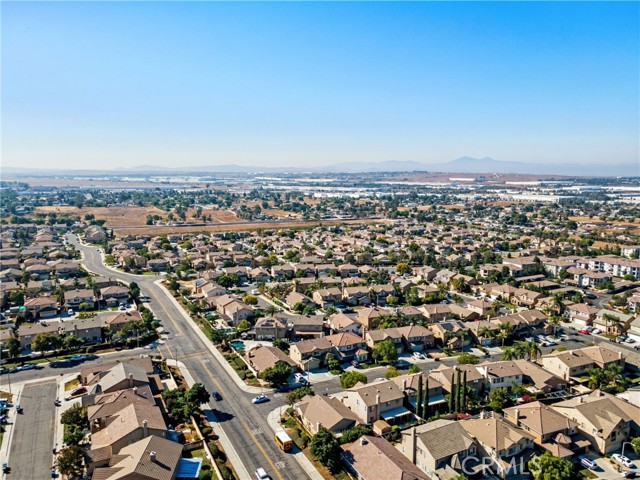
<box><xmin>9</xmin><ymin>381</ymin><xmax>57</xmax><ymax>480</ymax></box>
<box><xmin>67</xmin><ymin>234</ymin><xmax>309</xmax><ymax>480</ymax></box>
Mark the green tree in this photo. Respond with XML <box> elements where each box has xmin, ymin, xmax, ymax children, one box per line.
<box><xmin>6</xmin><ymin>336</ymin><xmax>21</xmax><ymax>358</ymax></box>
<box><xmin>128</xmin><ymin>281</ymin><xmax>140</xmax><ymax>299</ymax></box>
<box><xmin>260</xmin><ymin>361</ymin><xmax>292</xmax><ymax>386</ymax></box>
<box><xmin>340</xmin><ymin>371</ymin><xmax>368</xmax><ymax>389</ymax></box>
<box><xmin>373</xmin><ymin>340</ymin><xmax>398</xmax><ymax>364</ymax></box>
<box><xmin>287</xmin><ymin>386</ymin><xmax>314</xmax><ymax>405</ymax></box>
<box><xmin>57</xmin><ymin>445</ymin><xmax>85</xmax><ymax>479</ymax></box>
<box><xmin>186</xmin><ymin>383</ymin><xmax>211</xmax><ymax>405</ymax></box>
<box><xmin>528</xmin><ymin>451</ymin><xmax>573</xmax><ymax>480</ymax></box>
<box><xmin>488</xmin><ymin>387</ymin><xmax>511</xmax><ymax>412</ymax></box>
<box><xmin>395</xmin><ymin>262</ymin><xmax>411</xmax><ymax>275</ymax></box>
<box><xmin>385</xmin><ymin>366</ymin><xmax>400</xmax><ymax>379</ymax></box>
<box><xmin>457</xmin><ymin>352</ymin><xmax>479</xmax><ymax>365</ymax></box>
<box><xmin>272</xmin><ymin>338</ymin><xmax>290</xmax><ymax>353</ymax></box>
<box><xmin>631</xmin><ymin>437</ymin><xmax>640</xmax><ymax>455</ymax></box>
<box><xmin>408</xmin><ymin>364</ymin><xmax>421</xmax><ymax>374</ymax></box>
<box><xmin>236</xmin><ymin>319</ymin><xmax>252</xmax><ymax>332</ymax></box>
<box><xmin>32</xmin><ymin>332</ymin><xmax>63</xmax><ymax>352</ymax></box>
<box><xmin>338</xmin><ymin>424</ymin><xmax>373</xmax><ymax>444</ymax></box>
<box><xmin>310</xmin><ymin>427</ymin><xmax>341</xmax><ymax>472</ymax></box>
<box><xmin>242</xmin><ymin>294</ymin><xmax>258</xmax><ymax>305</ymax></box>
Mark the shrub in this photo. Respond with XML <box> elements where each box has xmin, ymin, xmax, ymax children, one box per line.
<box><xmin>199</xmin><ymin>470</ymin><xmax>213</xmax><ymax>480</ymax></box>
<box><xmin>201</xmin><ymin>426</ymin><xmax>213</xmax><ymax>437</ymax></box>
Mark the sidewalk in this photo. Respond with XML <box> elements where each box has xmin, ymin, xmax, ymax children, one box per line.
<box><xmin>153</xmin><ymin>279</ymin><xmax>268</xmax><ymax>394</ymax></box>
<box><xmin>266</xmin><ymin>408</ymin><xmax>323</xmax><ymax>480</ymax></box>
<box><xmin>0</xmin><ymin>383</ymin><xmax>23</xmax><ymax>479</ymax></box>
<box><xmin>166</xmin><ymin>359</ymin><xmax>251</xmax><ymax>480</ymax></box>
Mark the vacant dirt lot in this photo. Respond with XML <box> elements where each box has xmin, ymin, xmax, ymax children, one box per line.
<box><xmin>35</xmin><ymin>206</ymin><xmax>167</xmax><ymax>228</ymax></box>
<box><xmin>186</xmin><ymin>208</ymin><xmax>239</xmax><ymax>223</ymax></box>
<box><xmin>113</xmin><ymin>218</ymin><xmax>387</xmax><ymax>236</ymax></box>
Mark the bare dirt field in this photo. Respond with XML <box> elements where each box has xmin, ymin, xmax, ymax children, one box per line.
<box><xmin>186</xmin><ymin>208</ymin><xmax>239</xmax><ymax>223</ymax></box>
<box><xmin>112</xmin><ymin>218</ymin><xmax>387</xmax><ymax>236</ymax></box>
<box><xmin>35</xmin><ymin>206</ymin><xmax>167</xmax><ymax>228</ymax></box>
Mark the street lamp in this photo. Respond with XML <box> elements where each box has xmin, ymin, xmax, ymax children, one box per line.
<box><xmin>621</xmin><ymin>441</ymin><xmax>634</xmax><ymax>460</ymax></box>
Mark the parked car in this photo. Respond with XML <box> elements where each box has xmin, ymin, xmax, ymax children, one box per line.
<box><xmin>591</xmin><ymin>328</ymin><xmax>602</xmax><ymax>335</ymax></box>
<box><xmin>70</xmin><ymin>387</ymin><xmax>87</xmax><ymax>397</ymax></box>
<box><xmin>351</xmin><ymin>360</ymin><xmax>360</xmax><ymax>368</ymax></box>
<box><xmin>612</xmin><ymin>454</ymin><xmax>634</xmax><ymax>469</ymax></box>
<box><xmin>252</xmin><ymin>395</ymin><xmax>269</xmax><ymax>405</ymax></box>
<box><xmin>623</xmin><ymin>471</ymin><xmax>638</xmax><ymax>478</ymax></box>
<box><xmin>18</xmin><ymin>364</ymin><xmax>36</xmax><ymax>371</ymax></box>
<box><xmin>577</xmin><ymin>329</ymin><xmax>590</xmax><ymax>335</ymax></box>
<box><xmin>580</xmin><ymin>457</ymin><xmax>598</xmax><ymax>471</ymax></box>
<box><xmin>67</xmin><ymin>309</ymin><xmax>74</xmax><ymax>316</ymax></box>
<box><xmin>412</xmin><ymin>352</ymin><xmax>425</xmax><ymax>360</ymax></box>
<box><xmin>275</xmin><ymin>385</ymin><xmax>291</xmax><ymax>393</ymax></box>
<box><xmin>625</xmin><ymin>338</ymin><xmax>636</xmax><ymax>344</ymax></box>
<box><xmin>69</xmin><ymin>355</ymin><xmax>88</xmax><ymax>362</ymax></box>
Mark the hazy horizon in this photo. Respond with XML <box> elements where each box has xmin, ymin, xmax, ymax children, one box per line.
<box><xmin>2</xmin><ymin>2</ymin><xmax>639</xmax><ymax>171</ymax></box>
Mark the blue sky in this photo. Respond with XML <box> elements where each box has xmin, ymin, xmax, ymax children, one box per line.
<box><xmin>2</xmin><ymin>1</ymin><xmax>639</xmax><ymax>170</ymax></box>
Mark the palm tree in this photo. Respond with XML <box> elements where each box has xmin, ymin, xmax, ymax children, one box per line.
<box><xmin>497</xmin><ymin>322</ymin><xmax>513</xmax><ymax>346</ymax></box>
<box><xmin>512</xmin><ymin>341</ymin><xmax>528</xmax><ymax>359</ymax></box>
<box><xmin>547</xmin><ymin>315</ymin><xmax>562</xmax><ymax>337</ymax></box>
<box><xmin>524</xmin><ymin>340</ymin><xmax>541</xmax><ymax>361</ymax></box>
<box><xmin>264</xmin><ymin>305</ymin><xmax>279</xmax><ymax>316</ymax></box>
<box><xmin>502</xmin><ymin>346</ymin><xmax>517</xmax><ymax>361</ymax></box>
<box><xmin>602</xmin><ymin>313</ymin><xmax>618</xmax><ymax>336</ymax></box>
<box><xmin>478</xmin><ymin>326</ymin><xmax>494</xmax><ymax>346</ymax></box>
<box><xmin>604</xmin><ymin>363</ymin><xmax>625</xmax><ymax>388</ymax></box>
<box><xmin>587</xmin><ymin>367</ymin><xmax>606</xmax><ymax>390</ymax></box>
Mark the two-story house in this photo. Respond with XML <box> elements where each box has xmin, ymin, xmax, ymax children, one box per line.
<box><xmin>338</xmin><ymin>379</ymin><xmax>409</xmax><ymax>425</ymax></box>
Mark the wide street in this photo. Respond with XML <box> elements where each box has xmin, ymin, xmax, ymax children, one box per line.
<box><xmin>8</xmin><ymin>381</ymin><xmax>57</xmax><ymax>480</ymax></box>
<box><xmin>66</xmin><ymin>234</ymin><xmax>309</xmax><ymax>480</ymax></box>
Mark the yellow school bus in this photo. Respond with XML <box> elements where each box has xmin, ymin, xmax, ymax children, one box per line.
<box><xmin>274</xmin><ymin>431</ymin><xmax>293</xmax><ymax>452</ymax></box>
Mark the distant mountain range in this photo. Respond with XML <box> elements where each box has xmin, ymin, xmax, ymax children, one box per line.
<box><xmin>3</xmin><ymin>156</ymin><xmax>638</xmax><ymax>177</ymax></box>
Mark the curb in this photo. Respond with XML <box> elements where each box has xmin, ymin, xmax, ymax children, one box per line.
<box><xmin>266</xmin><ymin>408</ymin><xmax>324</xmax><ymax>480</ymax></box>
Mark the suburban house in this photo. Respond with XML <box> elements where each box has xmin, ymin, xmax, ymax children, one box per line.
<box><xmin>99</xmin><ymin>285</ymin><xmax>130</xmax><ymax>307</ymax></box>
<box><xmin>592</xmin><ymin>309</ymin><xmax>634</xmax><ymax>336</ymax></box>
<box><xmin>64</xmin><ymin>317</ymin><xmax>104</xmax><ymax>343</ymax></box>
<box><xmin>253</xmin><ymin>316</ymin><xmax>288</xmax><ymax>340</ymax></box>
<box><xmin>327</xmin><ymin>313</ymin><xmax>361</xmax><ymax>335</ymax></box>
<box><xmin>503</xmin><ymin>402</ymin><xmax>590</xmax><ymax>458</ymax></box>
<box><xmin>244</xmin><ymin>345</ymin><xmax>295</xmax><ymax>377</ymax></box>
<box><xmin>540</xmin><ymin>345</ymin><xmax>625</xmax><ymax>381</ymax></box>
<box><xmin>90</xmin><ymin>435</ymin><xmax>183</xmax><ymax>480</ymax></box>
<box><xmin>551</xmin><ymin>390</ymin><xmax>640</xmax><ymax>454</ymax></box>
<box><xmin>23</xmin><ymin>296</ymin><xmax>57</xmax><ymax>319</ymax></box>
<box><xmin>324</xmin><ymin>332</ymin><xmax>368</xmax><ymax>363</ymax></box>
<box><xmin>295</xmin><ymin>395</ymin><xmax>360</xmax><ymax>437</ymax></box>
<box><xmin>17</xmin><ymin>321</ymin><xmax>60</xmax><ymax>349</ymax></box>
<box><xmin>461</xmin><ymin>414</ymin><xmax>535</xmax><ymax>478</ymax></box>
<box><xmin>64</xmin><ymin>288</ymin><xmax>97</xmax><ymax>309</ymax></box>
<box><xmin>337</xmin><ymin>379</ymin><xmax>409</xmax><ymax>425</ymax></box>
<box><xmin>399</xmin><ymin>420</ymin><xmax>479</xmax><ymax>480</ymax></box>
<box><xmin>342</xmin><ymin>435</ymin><xmax>430</xmax><ymax>480</ymax></box>
<box><xmin>565</xmin><ymin>303</ymin><xmax>599</xmax><ymax>327</ymax></box>
<box><xmin>312</xmin><ymin>288</ymin><xmax>343</xmax><ymax>308</ymax></box>
<box><xmin>391</xmin><ymin>373</ymin><xmax>446</xmax><ymax>412</ymax></box>
<box><xmin>429</xmin><ymin>364</ymin><xmax>487</xmax><ymax>396</ymax></box>
<box><xmin>289</xmin><ymin>337</ymin><xmax>333</xmax><ymax>370</ymax></box>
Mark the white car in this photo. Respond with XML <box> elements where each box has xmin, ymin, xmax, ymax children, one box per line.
<box><xmin>625</xmin><ymin>338</ymin><xmax>635</xmax><ymax>344</ymax></box>
<box><xmin>591</xmin><ymin>328</ymin><xmax>602</xmax><ymax>335</ymax></box>
<box><xmin>255</xmin><ymin>468</ymin><xmax>269</xmax><ymax>480</ymax></box>
<box><xmin>412</xmin><ymin>352</ymin><xmax>424</xmax><ymax>360</ymax></box>
<box><xmin>612</xmin><ymin>453</ymin><xmax>634</xmax><ymax>469</ymax></box>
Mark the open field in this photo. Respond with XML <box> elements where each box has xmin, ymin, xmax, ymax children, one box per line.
<box><xmin>112</xmin><ymin>217</ymin><xmax>387</xmax><ymax>236</ymax></box>
<box><xmin>186</xmin><ymin>207</ymin><xmax>239</xmax><ymax>223</ymax></box>
<box><xmin>35</xmin><ymin>205</ymin><xmax>167</xmax><ymax>227</ymax></box>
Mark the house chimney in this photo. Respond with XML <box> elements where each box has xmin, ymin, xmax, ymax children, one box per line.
<box><xmin>129</xmin><ymin>373</ymin><xmax>134</xmax><ymax>388</ymax></box>
<box><xmin>143</xmin><ymin>419</ymin><xmax>148</xmax><ymax>437</ymax></box>
<box><xmin>618</xmin><ymin>351</ymin><xmax>623</xmax><ymax>359</ymax></box>
<box><xmin>411</xmin><ymin>426</ymin><xmax>417</xmax><ymax>464</ymax></box>
<box><xmin>514</xmin><ymin>409</ymin><xmax>519</xmax><ymax>422</ymax></box>
<box><xmin>402</xmin><ymin>379</ymin><xmax>407</xmax><ymax>391</ymax></box>
<box><xmin>133</xmin><ymin>386</ymin><xmax>138</xmax><ymax>395</ymax></box>
<box><xmin>149</xmin><ymin>451</ymin><xmax>156</xmax><ymax>462</ymax></box>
